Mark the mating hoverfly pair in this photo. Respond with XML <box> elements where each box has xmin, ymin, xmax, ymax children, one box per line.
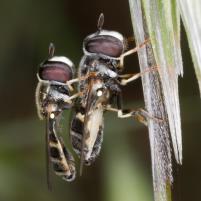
<box><xmin>35</xmin><ymin>13</ymin><xmax>156</xmax><ymax>185</ymax></box>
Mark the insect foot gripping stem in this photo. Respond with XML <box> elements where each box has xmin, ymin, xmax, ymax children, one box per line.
<box><xmin>106</xmin><ymin>106</ymin><xmax>164</xmax><ymax>126</ymax></box>
<box><xmin>130</xmin><ymin>108</ymin><xmax>164</xmax><ymax>126</ymax></box>
<box><xmin>119</xmin><ymin>38</ymin><xmax>151</xmax><ymax>68</ymax></box>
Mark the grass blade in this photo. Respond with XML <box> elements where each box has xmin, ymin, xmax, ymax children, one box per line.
<box><xmin>178</xmin><ymin>0</ymin><xmax>201</xmax><ymax>96</ymax></box>
<box><xmin>129</xmin><ymin>0</ymin><xmax>183</xmax><ymax>201</ymax></box>
<box><xmin>141</xmin><ymin>0</ymin><xmax>183</xmax><ymax>165</ymax></box>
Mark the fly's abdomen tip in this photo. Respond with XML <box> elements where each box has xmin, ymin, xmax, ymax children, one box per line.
<box><xmin>62</xmin><ymin>170</ymin><xmax>76</xmax><ymax>182</ymax></box>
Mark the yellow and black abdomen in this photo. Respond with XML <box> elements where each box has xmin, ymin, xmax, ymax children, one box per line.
<box><xmin>48</xmin><ymin>118</ymin><xmax>76</xmax><ymax>181</ymax></box>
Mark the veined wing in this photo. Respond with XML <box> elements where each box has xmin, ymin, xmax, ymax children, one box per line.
<box><xmin>79</xmin><ymin>79</ymin><xmax>93</xmax><ymax>175</ymax></box>
<box><xmin>45</xmin><ymin>115</ymin><xmax>52</xmax><ymax>190</ymax></box>
<box><xmin>79</xmin><ymin>78</ymin><xmax>104</xmax><ymax>175</ymax></box>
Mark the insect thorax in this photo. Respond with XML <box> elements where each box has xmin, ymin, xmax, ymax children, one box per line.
<box><xmin>36</xmin><ymin>82</ymin><xmax>71</xmax><ymax>118</ymax></box>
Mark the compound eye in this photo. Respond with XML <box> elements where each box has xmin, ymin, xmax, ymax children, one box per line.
<box><xmin>40</xmin><ymin>64</ymin><xmax>73</xmax><ymax>83</ymax></box>
<box><xmin>39</xmin><ymin>57</ymin><xmax>74</xmax><ymax>83</ymax></box>
<box><xmin>85</xmin><ymin>35</ymin><xmax>124</xmax><ymax>57</ymax></box>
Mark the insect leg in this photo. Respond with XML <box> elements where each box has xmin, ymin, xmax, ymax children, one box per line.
<box><xmin>106</xmin><ymin>106</ymin><xmax>163</xmax><ymax>126</ymax></box>
<box><xmin>115</xmin><ymin>93</ymin><xmax>146</xmax><ymax>122</ymax></box>
<box><xmin>118</xmin><ymin>108</ymin><xmax>148</xmax><ymax>126</ymax></box>
<box><xmin>63</xmin><ymin>92</ymin><xmax>83</xmax><ymax>105</ymax></box>
<box><xmin>119</xmin><ymin>66</ymin><xmax>158</xmax><ymax>86</ymax></box>
<box><xmin>68</xmin><ymin>92</ymin><xmax>83</xmax><ymax>101</ymax></box>
<box><xmin>66</xmin><ymin>78</ymin><xmax>79</xmax><ymax>91</ymax></box>
<box><xmin>119</xmin><ymin>39</ymin><xmax>150</xmax><ymax>68</ymax></box>
<box><xmin>36</xmin><ymin>74</ymin><xmax>50</xmax><ymax>84</ymax></box>
<box><xmin>66</xmin><ymin>74</ymin><xmax>92</xmax><ymax>91</ymax></box>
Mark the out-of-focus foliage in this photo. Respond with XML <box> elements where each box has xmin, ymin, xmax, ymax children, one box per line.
<box><xmin>104</xmin><ymin>112</ymin><xmax>152</xmax><ymax>201</ymax></box>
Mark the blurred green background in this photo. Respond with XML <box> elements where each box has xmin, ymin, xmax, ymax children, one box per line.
<box><xmin>0</xmin><ymin>0</ymin><xmax>200</xmax><ymax>201</ymax></box>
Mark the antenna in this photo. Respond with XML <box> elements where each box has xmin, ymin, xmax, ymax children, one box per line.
<box><xmin>48</xmin><ymin>43</ymin><xmax>55</xmax><ymax>58</ymax></box>
<box><xmin>97</xmin><ymin>13</ymin><xmax>104</xmax><ymax>31</ymax></box>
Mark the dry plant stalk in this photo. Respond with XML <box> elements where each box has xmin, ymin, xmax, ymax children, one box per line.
<box><xmin>129</xmin><ymin>0</ymin><xmax>183</xmax><ymax>201</ymax></box>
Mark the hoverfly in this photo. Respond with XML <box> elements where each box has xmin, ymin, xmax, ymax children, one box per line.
<box><xmin>35</xmin><ymin>43</ymin><xmax>80</xmax><ymax>186</ymax></box>
<box><xmin>70</xmin><ymin>13</ymin><xmax>156</xmax><ymax>175</ymax></box>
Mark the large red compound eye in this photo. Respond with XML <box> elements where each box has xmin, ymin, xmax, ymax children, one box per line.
<box><xmin>85</xmin><ymin>35</ymin><xmax>124</xmax><ymax>57</ymax></box>
<box><xmin>39</xmin><ymin>57</ymin><xmax>74</xmax><ymax>83</ymax></box>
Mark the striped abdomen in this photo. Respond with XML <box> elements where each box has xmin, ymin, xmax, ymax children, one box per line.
<box><xmin>48</xmin><ymin>119</ymin><xmax>76</xmax><ymax>181</ymax></box>
<box><xmin>70</xmin><ymin>106</ymin><xmax>104</xmax><ymax>165</ymax></box>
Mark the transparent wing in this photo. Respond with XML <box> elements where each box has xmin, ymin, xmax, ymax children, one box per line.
<box><xmin>79</xmin><ymin>79</ymin><xmax>93</xmax><ymax>175</ymax></box>
<box><xmin>45</xmin><ymin>115</ymin><xmax>52</xmax><ymax>191</ymax></box>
